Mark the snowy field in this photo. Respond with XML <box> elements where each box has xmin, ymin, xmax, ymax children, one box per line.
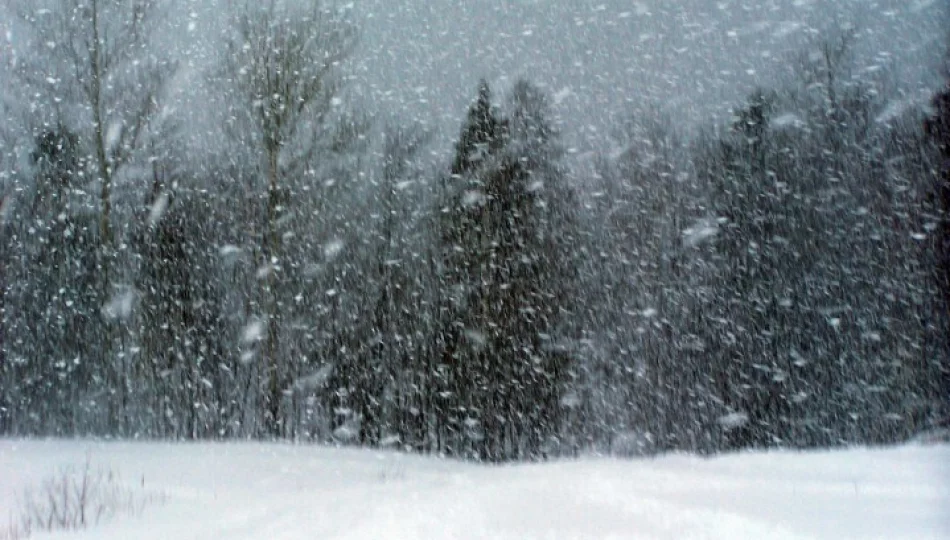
<box><xmin>1</xmin><ymin>440</ymin><xmax>948</xmax><ymax>540</ymax></box>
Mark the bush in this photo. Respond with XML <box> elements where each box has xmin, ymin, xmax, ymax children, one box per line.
<box><xmin>2</xmin><ymin>458</ymin><xmax>163</xmax><ymax>540</ymax></box>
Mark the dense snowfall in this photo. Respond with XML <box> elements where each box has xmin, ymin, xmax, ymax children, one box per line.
<box><xmin>0</xmin><ymin>0</ymin><xmax>949</xmax><ymax>536</ymax></box>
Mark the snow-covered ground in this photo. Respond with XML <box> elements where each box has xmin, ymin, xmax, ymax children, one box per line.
<box><xmin>1</xmin><ymin>440</ymin><xmax>948</xmax><ymax>540</ymax></box>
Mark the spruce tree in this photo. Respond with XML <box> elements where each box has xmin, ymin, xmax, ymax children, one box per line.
<box><xmin>439</xmin><ymin>80</ymin><xmax>575</xmax><ymax>461</ymax></box>
<box><xmin>6</xmin><ymin>128</ymin><xmax>102</xmax><ymax>434</ymax></box>
<box><xmin>132</xmin><ymin>168</ymin><xmax>229</xmax><ymax>438</ymax></box>
<box><xmin>926</xmin><ymin>83</ymin><xmax>950</xmax><ymax>331</ymax></box>
<box><xmin>925</xmin><ymin>74</ymin><xmax>950</xmax><ymax>431</ymax></box>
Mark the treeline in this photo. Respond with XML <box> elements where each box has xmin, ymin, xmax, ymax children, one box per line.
<box><xmin>0</xmin><ymin>1</ymin><xmax>947</xmax><ymax>461</ymax></box>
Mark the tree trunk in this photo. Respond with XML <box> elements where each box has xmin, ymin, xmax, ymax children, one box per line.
<box><xmin>0</xmin><ymin>216</ymin><xmax>6</xmax><ymax>434</ymax></box>
<box><xmin>263</xmin><ymin>145</ymin><xmax>281</xmax><ymax>437</ymax></box>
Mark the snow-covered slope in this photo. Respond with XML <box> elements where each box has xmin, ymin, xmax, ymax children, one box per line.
<box><xmin>2</xmin><ymin>440</ymin><xmax>948</xmax><ymax>539</ymax></box>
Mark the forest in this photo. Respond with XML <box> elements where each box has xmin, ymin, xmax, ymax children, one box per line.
<box><xmin>0</xmin><ymin>0</ymin><xmax>948</xmax><ymax>463</ymax></box>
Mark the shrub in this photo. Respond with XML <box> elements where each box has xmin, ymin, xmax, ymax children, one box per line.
<box><xmin>2</xmin><ymin>458</ymin><xmax>162</xmax><ymax>539</ymax></box>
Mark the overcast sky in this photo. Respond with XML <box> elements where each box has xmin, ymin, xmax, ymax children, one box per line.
<box><xmin>345</xmin><ymin>0</ymin><xmax>948</xmax><ymax>148</ymax></box>
<box><xmin>3</xmin><ymin>0</ymin><xmax>948</xmax><ymax>153</ymax></box>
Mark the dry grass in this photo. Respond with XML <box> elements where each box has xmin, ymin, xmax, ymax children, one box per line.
<box><xmin>2</xmin><ymin>458</ymin><xmax>163</xmax><ymax>540</ymax></box>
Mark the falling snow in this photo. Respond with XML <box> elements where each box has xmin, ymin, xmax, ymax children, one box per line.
<box><xmin>0</xmin><ymin>0</ymin><xmax>948</xmax><ymax>536</ymax></box>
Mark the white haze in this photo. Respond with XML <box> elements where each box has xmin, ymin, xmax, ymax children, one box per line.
<box><xmin>4</xmin><ymin>0</ymin><xmax>937</xmax><ymax>156</ymax></box>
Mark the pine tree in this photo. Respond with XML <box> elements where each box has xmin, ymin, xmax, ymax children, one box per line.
<box><xmin>699</xmin><ymin>91</ymin><xmax>778</xmax><ymax>449</ymax></box>
<box><xmin>438</xmin><ymin>80</ymin><xmax>575</xmax><ymax>461</ymax></box>
<box><xmin>925</xmin><ymin>72</ymin><xmax>950</xmax><ymax>430</ymax></box>
<box><xmin>926</xmin><ymin>83</ymin><xmax>950</xmax><ymax>331</ymax></box>
<box><xmin>503</xmin><ymin>80</ymin><xmax>577</xmax><ymax>458</ymax></box>
<box><xmin>5</xmin><ymin>128</ymin><xmax>103</xmax><ymax>434</ymax></box>
<box><xmin>451</xmin><ymin>80</ymin><xmax>508</xmax><ymax>177</ymax></box>
<box><xmin>132</xmin><ymin>165</ymin><xmax>229</xmax><ymax>438</ymax></box>
<box><xmin>694</xmin><ymin>57</ymin><xmax>949</xmax><ymax>449</ymax></box>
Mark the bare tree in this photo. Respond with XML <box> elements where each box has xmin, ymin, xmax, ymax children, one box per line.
<box><xmin>10</xmin><ymin>0</ymin><xmax>174</xmax><ymax>255</ymax></box>
<box><xmin>3</xmin><ymin>0</ymin><xmax>175</xmax><ymax>433</ymax></box>
<box><xmin>221</xmin><ymin>0</ymin><xmax>357</xmax><ymax>436</ymax></box>
<box><xmin>0</xmin><ymin>118</ymin><xmax>13</xmax><ymax>434</ymax></box>
<box><xmin>796</xmin><ymin>27</ymin><xmax>856</xmax><ymax>113</ymax></box>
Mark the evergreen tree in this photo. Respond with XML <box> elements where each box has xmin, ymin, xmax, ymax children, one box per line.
<box><xmin>581</xmin><ymin>113</ymin><xmax>710</xmax><ymax>455</ymax></box>
<box><xmin>451</xmin><ymin>80</ymin><xmax>508</xmax><ymax>177</ymax></box>
<box><xmin>438</xmin><ymin>80</ymin><xmax>575</xmax><ymax>461</ymax></box>
<box><xmin>926</xmin><ymin>82</ymin><xmax>950</xmax><ymax>332</ymax></box>
<box><xmin>437</xmin><ymin>80</ymin><xmax>507</xmax><ymax>456</ymax></box>
<box><xmin>696</xmin><ymin>70</ymin><xmax>948</xmax><ymax>449</ymax></box>
<box><xmin>925</xmin><ymin>74</ymin><xmax>950</xmax><ymax>429</ymax></box>
<box><xmin>131</xmin><ymin>166</ymin><xmax>230</xmax><ymax>438</ymax></box>
<box><xmin>702</xmin><ymin>89</ymin><xmax>793</xmax><ymax>449</ymax></box>
<box><xmin>5</xmin><ymin>128</ymin><xmax>103</xmax><ymax>434</ymax></box>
